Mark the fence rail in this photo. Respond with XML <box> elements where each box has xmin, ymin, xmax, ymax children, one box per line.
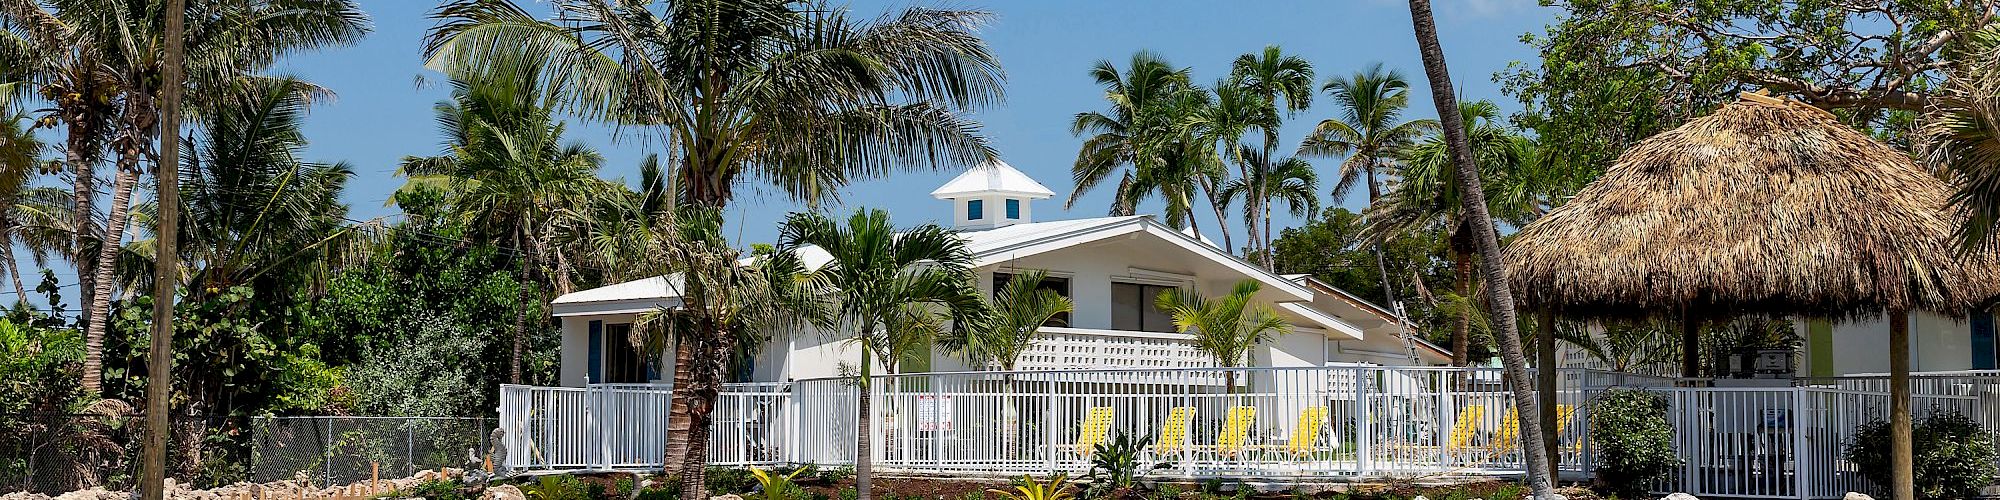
<box><xmin>496</xmin><ymin>367</ymin><xmax>2000</xmax><ymax>500</ymax></box>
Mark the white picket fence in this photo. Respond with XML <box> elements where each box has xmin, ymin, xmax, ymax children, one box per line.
<box><xmin>495</xmin><ymin>367</ymin><xmax>2000</xmax><ymax>500</ymax></box>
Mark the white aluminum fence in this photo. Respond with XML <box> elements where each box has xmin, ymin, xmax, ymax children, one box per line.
<box><xmin>496</xmin><ymin>367</ymin><xmax>1999</xmax><ymax>500</ymax></box>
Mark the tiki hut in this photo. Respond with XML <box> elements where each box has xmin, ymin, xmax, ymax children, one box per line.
<box><xmin>1504</xmin><ymin>93</ymin><xmax>2000</xmax><ymax>500</ymax></box>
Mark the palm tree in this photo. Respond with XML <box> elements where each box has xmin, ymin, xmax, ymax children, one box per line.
<box><xmin>0</xmin><ymin>107</ymin><xmax>71</xmax><ymax>304</ymax></box>
<box><xmin>1222</xmin><ymin>145</ymin><xmax>1319</xmax><ymax>267</ymax></box>
<box><xmin>1071</xmin><ymin>52</ymin><xmax>1231</xmax><ymax>245</ymax></box>
<box><xmin>1298</xmin><ymin>64</ymin><xmax>1432</xmax><ymax>308</ymax></box>
<box><xmin>947</xmin><ymin>268</ymin><xmax>1071</xmax><ymax>459</ymax></box>
<box><xmin>635</xmin><ymin>207</ymin><xmax>822</xmax><ymax>500</ymax></box>
<box><xmin>399</xmin><ymin>74</ymin><xmax>607</xmax><ymax>384</ymax></box>
<box><xmin>0</xmin><ymin>0</ymin><xmax>367</xmax><ymax>392</ymax></box>
<box><xmin>1405</xmin><ymin>1</ymin><xmax>1555</xmax><ymax>496</ymax></box>
<box><xmin>1155</xmin><ymin>279</ymin><xmax>1289</xmax><ymax>393</ymax></box>
<box><xmin>1229</xmin><ymin>45</ymin><xmax>1314</xmax><ymax>265</ymax></box>
<box><xmin>780</xmin><ymin>209</ymin><xmax>987</xmax><ymax>500</ymax></box>
<box><xmin>1185</xmin><ymin>78</ymin><xmax>1277</xmax><ymax>255</ymax></box>
<box><xmin>1372</xmin><ymin>100</ymin><xmax>1539</xmax><ymax>366</ymax></box>
<box><xmin>426</xmin><ymin>1</ymin><xmax>1002</xmax><ymax>464</ymax></box>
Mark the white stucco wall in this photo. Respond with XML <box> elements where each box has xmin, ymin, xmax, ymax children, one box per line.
<box><xmin>1802</xmin><ymin>311</ymin><xmax>1977</xmax><ymax>376</ymax></box>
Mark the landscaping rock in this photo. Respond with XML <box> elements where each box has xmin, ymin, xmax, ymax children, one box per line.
<box><xmin>1663</xmin><ymin>494</ymin><xmax>1699</xmax><ymax>500</ymax></box>
<box><xmin>1412</xmin><ymin>495</ymin><xmax>1429</xmax><ymax>500</ymax></box>
<box><xmin>485</xmin><ymin>485</ymin><xmax>527</xmax><ymax>500</ymax></box>
<box><xmin>1842</xmin><ymin>493</ymin><xmax>1872</xmax><ymax>500</ymax></box>
<box><xmin>711</xmin><ymin>494</ymin><xmax>746</xmax><ymax>500</ymax></box>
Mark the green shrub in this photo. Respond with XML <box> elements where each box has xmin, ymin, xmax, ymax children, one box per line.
<box><xmin>815</xmin><ymin>464</ymin><xmax>855</xmax><ymax>484</ymax></box>
<box><xmin>1085</xmin><ymin>431</ymin><xmax>1171</xmax><ymax>496</ymax></box>
<box><xmin>1845</xmin><ymin>410</ymin><xmax>1999</xmax><ymax>499</ymax></box>
<box><xmin>384</xmin><ymin>479</ymin><xmax>469</xmax><ymax>500</ymax></box>
<box><xmin>706</xmin><ymin>467</ymin><xmax>759</xmax><ymax>495</ymax></box>
<box><xmin>521</xmin><ymin>475</ymin><xmax>592</xmax><ymax>500</ymax></box>
<box><xmin>1589</xmin><ymin>388</ymin><xmax>1680</xmax><ymax>497</ymax></box>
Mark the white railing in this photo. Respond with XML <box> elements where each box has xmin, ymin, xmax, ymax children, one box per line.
<box><xmin>497</xmin><ymin>367</ymin><xmax>2000</xmax><ymax>500</ymax></box>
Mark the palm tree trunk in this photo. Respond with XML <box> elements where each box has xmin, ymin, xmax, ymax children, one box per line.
<box><xmin>3</xmin><ymin>238</ymin><xmax>26</xmax><ymax>304</ymax></box>
<box><xmin>1262</xmin><ymin>200</ymin><xmax>1275</xmax><ymax>269</ymax></box>
<box><xmin>677</xmin><ymin>331</ymin><xmax>729</xmax><ymax>500</ymax></box>
<box><xmin>510</xmin><ymin>227</ymin><xmax>530</xmax><ymax>384</ymax></box>
<box><xmin>1406</xmin><ymin>1</ymin><xmax>1556</xmax><ymax>497</ymax></box>
<box><xmin>83</xmin><ymin>167</ymin><xmax>137</xmax><ymax>393</ymax></box>
<box><xmin>1888</xmin><ymin>310</ymin><xmax>1914</xmax><ymax>500</ymax></box>
<box><xmin>1680</xmin><ymin>316</ymin><xmax>1701</xmax><ymax>378</ymax></box>
<box><xmin>1200</xmin><ymin>176</ymin><xmax>1235</xmax><ymax>253</ymax></box>
<box><xmin>856</xmin><ymin>339</ymin><xmax>875</xmax><ymax>500</ymax></box>
<box><xmin>70</xmin><ymin>137</ymin><xmax>103</xmax><ymax>392</ymax></box>
<box><xmin>1451</xmin><ymin>245</ymin><xmax>1472</xmax><ymax>366</ymax></box>
<box><xmin>662</xmin><ymin>339</ymin><xmax>695</xmax><ymax>475</ymax></box>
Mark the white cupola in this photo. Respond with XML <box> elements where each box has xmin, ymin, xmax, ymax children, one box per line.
<box><xmin>930</xmin><ymin>159</ymin><xmax>1054</xmax><ymax>229</ymax></box>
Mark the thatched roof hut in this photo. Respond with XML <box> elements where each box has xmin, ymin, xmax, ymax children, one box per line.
<box><xmin>1506</xmin><ymin>94</ymin><xmax>2000</xmax><ymax>322</ymax></box>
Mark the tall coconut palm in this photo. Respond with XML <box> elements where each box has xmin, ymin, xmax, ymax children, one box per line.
<box><xmin>425</xmin><ymin>0</ymin><xmax>1002</xmax><ymax>464</ymax></box>
<box><xmin>1405</xmin><ymin>1</ymin><xmax>1555</xmax><ymax>496</ymax></box>
<box><xmin>1155</xmin><ymin>279</ymin><xmax>1289</xmax><ymax>393</ymax></box>
<box><xmin>1300</xmin><ymin>64</ymin><xmax>1432</xmax><ymax>309</ymax></box>
<box><xmin>1222</xmin><ymin>145</ymin><xmax>1319</xmax><ymax>265</ymax></box>
<box><xmin>1229</xmin><ymin>45</ymin><xmax>1313</xmax><ymax>265</ymax></box>
<box><xmin>0</xmin><ymin>0</ymin><xmax>367</xmax><ymax>392</ymax></box>
<box><xmin>780</xmin><ymin>209</ymin><xmax>986</xmax><ymax>500</ymax></box>
<box><xmin>1071</xmin><ymin>52</ymin><xmax>1232</xmax><ymax>245</ymax></box>
<box><xmin>635</xmin><ymin>207</ymin><xmax>822</xmax><ymax>500</ymax></box>
<box><xmin>1186</xmin><ymin>78</ymin><xmax>1277</xmax><ymax>256</ymax></box>
<box><xmin>0</xmin><ymin>107</ymin><xmax>72</xmax><ymax>304</ymax></box>
<box><xmin>399</xmin><ymin>74</ymin><xmax>606</xmax><ymax>384</ymax></box>
<box><xmin>1372</xmin><ymin>100</ymin><xmax>1539</xmax><ymax>366</ymax></box>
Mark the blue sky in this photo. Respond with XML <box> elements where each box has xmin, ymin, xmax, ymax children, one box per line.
<box><xmin>19</xmin><ymin>0</ymin><xmax>1560</xmax><ymax>308</ymax></box>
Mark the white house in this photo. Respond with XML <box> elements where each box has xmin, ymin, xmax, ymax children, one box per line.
<box><xmin>545</xmin><ymin>161</ymin><xmax>1450</xmax><ymax>387</ymax></box>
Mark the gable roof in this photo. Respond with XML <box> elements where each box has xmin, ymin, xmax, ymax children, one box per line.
<box><xmin>929</xmin><ymin>160</ymin><xmax>1056</xmax><ymax>199</ymax></box>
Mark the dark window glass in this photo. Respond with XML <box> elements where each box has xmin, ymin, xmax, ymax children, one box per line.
<box><xmin>603</xmin><ymin>323</ymin><xmax>648</xmax><ymax>383</ymax></box>
<box><xmin>994</xmin><ymin>272</ymin><xmax>1070</xmax><ymax>326</ymax></box>
<box><xmin>967</xmin><ymin>199</ymin><xmax>984</xmax><ymax>220</ymax></box>
<box><xmin>1111</xmin><ymin>282</ymin><xmax>1179</xmax><ymax>333</ymax></box>
<box><xmin>1005</xmin><ymin>199</ymin><xmax>1021</xmax><ymax>219</ymax></box>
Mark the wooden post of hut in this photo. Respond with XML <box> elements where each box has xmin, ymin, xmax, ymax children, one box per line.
<box><xmin>1502</xmin><ymin>93</ymin><xmax>2000</xmax><ymax>500</ymax></box>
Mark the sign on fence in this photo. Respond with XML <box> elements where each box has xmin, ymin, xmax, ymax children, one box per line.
<box><xmin>917</xmin><ymin>395</ymin><xmax>953</xmax><ymax>432</ymax></box>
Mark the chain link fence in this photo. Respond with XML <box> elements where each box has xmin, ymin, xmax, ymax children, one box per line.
<box><xmin>249</xmin><ymin>416</ymin><xmax>491</xmax><ymax>484</ymax></box>
<box><xmin>1</xmin><ymin>414</ymin><xmax>490</xmax><ymax>495</ymax></box>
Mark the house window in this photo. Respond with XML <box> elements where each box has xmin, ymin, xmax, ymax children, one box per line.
<box><xmin>967</xmin><ymin>199</ymin><xmax>984</xmax><ymax>220</ymax></box>
<box><xmin>601</xmin><ymin>323</ymin><xmax>648</xmax><ymax>384</ymax></box>
<box><xmin>1005</xmin><ymin>199</ymin><xmax>1021</xmax><ymax>219</ymax></box>
<box><xmin>993</xmin><ymin>272</ymin><xmax>1070</xmax><ymax>326</ymax></box>
<box><xmin>1111</xmin><ymin>282</ymin><xmax>1179</xmax><ymax>333</ymax></box>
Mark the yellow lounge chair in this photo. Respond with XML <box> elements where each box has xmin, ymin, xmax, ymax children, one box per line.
<box><xmin>1193</xmin><ymin>405</ymin><xmax>1257</xmax><ymax>460</ymax></box>
<box><xmin>1143</xmin><ymin>406</ymin><xmax>1195</xmax><ymax>461</ymax></box>
<box><xmin>1261</xmin><ymin>406</ymin><xmax>1330</xmax><ymax>460</ymax></box>
<box><xmin>1490</xmin><ymin>404</ymin><xmax>1577</xmax><ymax>453</ymax></box>
<box><xmin>1441</xmin><ymin>405</ymin><xmax>1487</xmax><ymax>456</ymax></box>
<box><xmin>1071</xmin><ymin>406</ymin><xmax>1115</xmax><ymax>458</ymax></box>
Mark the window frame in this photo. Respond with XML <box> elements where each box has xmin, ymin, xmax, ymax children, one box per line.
<box><xmin>967</xmin><ymin>199</ymin><xmax>985</xmax><ymax>220</ymax></box>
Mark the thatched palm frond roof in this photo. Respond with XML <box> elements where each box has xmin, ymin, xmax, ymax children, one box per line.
<box><xmin>1505</xmin><ymin>95</ymin><xmax>2000</xmax><ymax>321</ymax></box>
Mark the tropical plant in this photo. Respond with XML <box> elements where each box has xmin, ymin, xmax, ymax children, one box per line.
<box><xmin>1071</xmin><ymin>52</ymin><xmax>1229</xmax><ymax>246</ymax></box>
<box><xmin>1184</xmin><ymin>77</ymin><xmax>1276</xmax><ymax>258</ymax></box>
<box><xmin>1155</xmin><ymin>279</ymin><xmax>1289</xmax><ymax>392</ymax></box>
<box><xmin>748</xmin><ymin>466</ymin><xmax>809</xmax><ymax>500</ymax></box>
<box><xmin>779</xmin><ymin>208</ymin><xmax>987</xmax><ymax>500</ymax></box>
<box><xmin>1299</xmin><ymin>63</ymin><xmax>1432</xmax><ymax>307</ymax></box>
<box><xmin>988</xmin><ymin>473</ymin><xmax>1077</xmax><ymax>500</ymax></box>
<box><xmin>1406</xmin><ymin>1</ymin><xmax>1555</xmax><ymax>495</ymax></box>
<box><xmin>1847</xmin><ymin>410</ymin><xmax>1999</xmax><ymax>500</ymax></box>
<box><xmin>1372</xmin><ymin>100</ymin><xmax>1543</xmax><ymax>365</ymax></box>
<box><xmin>0</xmin><ymin>109</ymin><xmax>71</xmax><ymax>304</ymax></box>
<box><xmin>0</xmin><ymin>0</ymin><xmax>368</xmax><ymax>393</ymax></box>
<box><xmin>636</xmin><ymin>208</ymin><xmax>823</xmax><ymax>500</ymax></box>
<box><xmin>399</xmin><ymin>73</ymin><xmax>609</xmax><ymax>384</ymax></box>
<box><xmin>424</xmin><ymin>2</ymin><xmax>1002</xmax><ymax>475</ymax></box>
<box><xmin>1220</xmin><ymin>145</ymin><xmax>1318</xmax><ymax>267</ymax></box>
<box><xmin>1084</xmin><ymin>431</ymin><xmax>1170</xmax><ymax>496</ymax></box>
<box><xmin>1555</xmin><ymin>322</ymin><xmax>1678</xmax><ymax>374</ymax></box>
<box><xmin>951</xmin><ymin>269</ymin><xmax>1074</xmax><ymax>371</ymax></box>
<box><xmin>1589</xmin><ymin>388</ymin><xmax>1679</xmax><ymax>498</ymax></box>
<box><xmin>1227</xmin><ymin>45</ymin><xmax>1314</xmax><ymax>266</ymax></box>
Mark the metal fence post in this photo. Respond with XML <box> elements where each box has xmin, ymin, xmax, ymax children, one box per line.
<box><xmin>1045</xmin><ymin>374</ymin><xmax>1058</xmax><ymax>474</ymax></box>
<box><xmin>406</xmin><ymin>420</ymin><xmax>415</xmax><ymax>477</ymax></box>
<box><xmin>1792</xmin><ymin>388</ymin><xmax>1809</xmax><ymax>500</ymax></box>
<box><xmin>1356</xmin><ymin>366</ymin><xmax>1372</xmax><ymax>476</ymax></box>
<box><xmin>932</xmin><ymin>378</ymin><xmax>944</xmax><ymax>473</ymax></box>
<box><xmin>324</xmin><ymin>418</ymin><xmax>334</xmax><ymax>484</ymax></box>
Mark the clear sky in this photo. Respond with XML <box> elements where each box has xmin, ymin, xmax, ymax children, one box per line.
<box><xmin>19</xmin><ymin>0</ymin><xmax>1561</xmax><ymax>308</ymax></box>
